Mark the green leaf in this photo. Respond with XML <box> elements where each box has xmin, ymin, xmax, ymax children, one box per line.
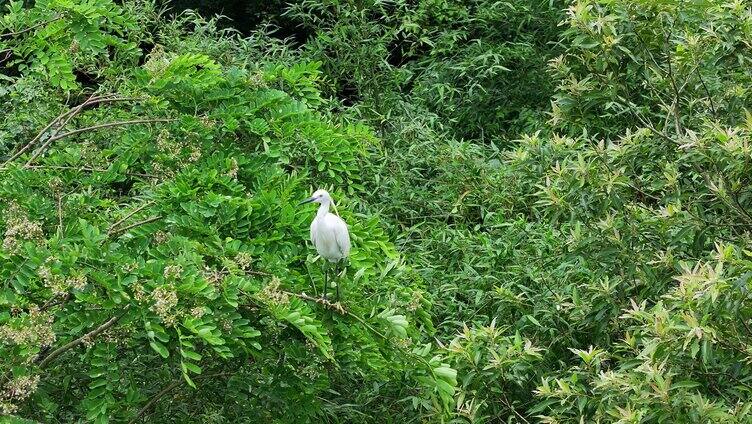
<box><xmin>149</xmin><ymin>341</ymin><xmax>169</xmax><ymax>358</ymax></box>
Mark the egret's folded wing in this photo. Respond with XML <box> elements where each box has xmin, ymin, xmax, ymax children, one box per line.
<box><xmin>334</xmin><ymin>221</ymin><xmax>351</xmax><ymax>257</ymax></box>
<box><xmin>310</xmin><ymin>220</ymin><xmax>318</xmax><ymax>247</ymax></box>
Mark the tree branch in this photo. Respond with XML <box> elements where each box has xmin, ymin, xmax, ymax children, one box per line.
<box><xmin>663</xmin><ymin>25</ymin><xmax>683</xmax><ymax>135</ymax></box>
<box><xmin>127</xmin><ymin>372</ymin><xmax>233</xmax><ymax>424</ymax></box>
<box><xmin>37</xmin><ymin>310</ymin><xmax>127</xmax><ymax>369</ymax></box>
<box><xmin>25</xmin><ymin>118</ymin><xmax>172</xmax><ymax>166</ymax></box>
<box><xmin>15</xmin><ymin>165</ymin><xmax>157</xmax><ymax>178</ymax></box>
<box><xmin>695</xmin><ymin>67</ymin><xmax>717</xmax><ymax>118</ymax></box>
<box><xmin>56</xmin><ymin>190</ymin><xmax>63</xmax><ymax>236</ymax></box>
<box><xmin>0</xmin><ymin>15</ymin><xmax>62</xmax><ymax>39</ymax></box>
<box><xmin>107</xmin><ymin>201</ymin><xmax>156</xmax><ymax>235</ymax></box>
<box><xmin>287</xmin><ymin>289</ymin><xmax>441</xmax><ymax>380</ymax></box>
<box><xmin>40</xmin><ymin>293</ymin><xmax>70</xmax><ymax>312</ymax></box>
<box><xmin>108</xmin><ymin>216</ymin><xmax>162</xmax><ymax>237</ymax></box>
<box><xmin>127</xmin><ymin>380</ymin><xmax>182</xmax><ymax>424</ymax></box>
<box><xmin>3</xmin><ymin>96</ymin><xmax>141</xmax><ymax>165</ymax></box>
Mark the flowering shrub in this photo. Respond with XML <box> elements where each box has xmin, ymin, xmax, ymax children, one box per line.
<box><xmin>0</xmin><ymin>2</ymin><xmax>455</xmax><ymax>422</ymax></box>
<box><xmin>2</xmin><ymin>0</ymin><xmax>752</xmax><ymax>422</ymax></box>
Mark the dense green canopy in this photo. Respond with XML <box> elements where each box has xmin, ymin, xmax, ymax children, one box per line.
<box><xmin>1</xmin><ymin>0</ymin><xmax>751</xmax><ymax>422</ymax></box>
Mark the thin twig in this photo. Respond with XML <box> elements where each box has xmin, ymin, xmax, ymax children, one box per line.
<box><xmin>108</xmin><ymin>216</ymin><xmax>162</xmax><ymax>237</ymax></box>
<box><xmin>500</xmin><ymin>392</ymin><xmax>530</xmax><ymax>424</ymax></box>
<box><xmin>0</xmin><ymin>15</ymin><xmax>62</xmax><ymax>39</ymax></box>
<box><xmin>292</xmin><ymin>292</ymin><xmax>348</xmax><ymax>315</ymax></box>
<box><xmin>37</xmin><ymin>310</ymin><xmax>127</xmax><ymax>369</ymax></box>
<box><xmin>730</xmin><ymin>191</ymin><xmax>752</xmax><ymax>225</ymax></box>
<box><xmin>56</xmin><ymin>190</ymin><xmax>63</xmax><ymax>236</ymax></box>
<box><xmin>13</xmin><ymin>165</ymin><xmax>157</xmax><ymax>178</ymax></box>
<box><xmin>46</xmin><ymin>118</ymin><xmax>173</xmax><ymax>143</ymax></box>
<box><xmin>0</xmin><ymin>49</ymin><xmax>11</xmax><ymax>64</ymax></box>
<box><xmin>286</xmin><ymin>290</ymin><xmax>439</xmax><ymax>377</ymax></box>
<box><xmin>46</xmin><ymin>92</ymin><xmax>98</xmax><ymax>142</ymax></box>
<box><xmin>4</xmin><ymin>110</ymin><xmax>76</xmax><ymax>165</ymax></box>
<box><xmin>40</xmin><ymin>293</ymin><xmax>70</xmax><ymax>312</ymax></box>
<box><xmin>663</xmin><ymin>26</ymin><xmax>683</xmax><ymax>135</ymax></box>
<box><xmin>25</xmin><ymin>118</ymin><xmax>172</xmax><ymax>166</ymax></box>
<box><xmin>246</xmin><ymin>270</ymin><xmax>272</xmax><ymax>277</ymax></box>
<box><xmin>127</xmin><ymin>380</ymin><xmax>182</xmax><ymax>424</ymax></box>
<box><xmin>107</xmin><ymin>201</ymin><xmax>156</xmax><ymax>235</ymax></box>
<box><xmin>126</xmin><ymin>372</ymin><xmax>233</xmax><ymax>424</ymax></box>
<box><xmin>3</xmin><ymin>96</ymin><xmax>139</xmax><ymax>165</ymax></box>
<box><xmin>695</xmin><ymin>67</ymin><xmax>717</xmax><ymax>117</ymax></box>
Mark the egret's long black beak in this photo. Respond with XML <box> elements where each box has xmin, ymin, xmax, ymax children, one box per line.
<box><xmin>298</xmin><ymin>197</ymin><xmax>315</xmax><ymax>206</ymax></box>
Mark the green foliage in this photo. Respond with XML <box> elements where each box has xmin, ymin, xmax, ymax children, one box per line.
<box><xmin>550</xmin><ymin>0</ymin><xmax>752</xmax><ymax>138</ymax></box>
<box><xmin>0</xmin><ymin>2</ymin><xmax>452</xmax><ymax>422</ymax></box>
<box><xmin>286</xmin><ymin>0</ymin><xmax>562</xmax><ymax>139</ymax></box>
<box><xmin>0</xmin><ymin>0</ymin><xmax>144</xmax><ymax>91</ymax></box>
<box><xmin>2</xmin><ymin>0</ymin><xmax>752</xmax><ymax>422</ymax></box>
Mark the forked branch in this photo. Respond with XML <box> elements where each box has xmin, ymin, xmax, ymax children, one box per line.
<box><xmin>37</xmin><ymin>310</ymin><xmax>128</xmax><ymax>369</ymax></box>
<box><xmin>3</xmin><ymin>95</ymin><xmax>141</xmax><ymax>165</ymax></box>
<box><xmin>0</xmin><ymin>15</ymin><xmax>62</xmax><ymax>39</ymax></box>
<box><xmin>25</xmin><ymin>118</ymin><xmax>172</xmax><ymax>166</ymax></box>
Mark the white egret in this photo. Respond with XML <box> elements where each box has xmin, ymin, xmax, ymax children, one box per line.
<box><xmin>299</xmin><ymin>189</ymin><xmax>351</xmax><ymax>300</ymax></box>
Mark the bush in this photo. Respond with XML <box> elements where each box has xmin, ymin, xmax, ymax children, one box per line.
<box><xmin>0</xmin><ymin>2</ymin><xmax>455</xmax><ymax>422</ymax></box>
<box><xmin>2</xmin><ymin>0</ymin><xmax>752</xmax><ymax>422</ymax></box>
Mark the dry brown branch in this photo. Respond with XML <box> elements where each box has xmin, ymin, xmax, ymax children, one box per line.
<box><xmin>37</xmin><ymin>310</ymin><xmax>127</xmax><ymax>369</ymax></box>
<box><xmin>3</xmin><ymin>95</ymin><xmax>140</xmax><ymax>165</ymax></box>
<box><xmin>107</xmin><ymin>201</ymin><xmax>156</xmax><ymax>235</ymax></box>
<box><xmin>126</xmin><ymin>372</ymin><xmax>233</xmax><ymax>424</ymax></box>
<box><xmin>25</xmin><ymin>118</ymin><xmax>172</xmax><ymax>166</ymax></box>
<box><xmin>13</xmin><ymin>165</ymin><xmax>157</xmax><ymax>178</ymax></box>
<box><xmin>0</xmin><ymin>15</ymin><xmax>62</xmax><ymax>39</ymax></box>
<box><xmin>108</xmin><ymin>216</ymin><xmax>162</xmax><ymax>237</ymax></box>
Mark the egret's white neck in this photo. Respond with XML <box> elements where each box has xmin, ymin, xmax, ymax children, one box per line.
<box><xmin>316</xmin><ymin>200</ymin><xmax>330</xmax><ymax>218</ymax></box>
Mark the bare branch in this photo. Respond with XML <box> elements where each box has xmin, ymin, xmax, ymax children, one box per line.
<box><xmin>45</xmin><ymin>119</ymin><xmax>172</xmax><ymax>144</ymax></box>
<box><xmin>0</xmin><ymin>15</ymin><xmax>62</xmax><ymax>39</ymax></box>
<box><xmin>4</xmin><ymin>110</ymin><xmax>75</xmax><ymax>165</ymax></box>
<box><xmin>108</xmin><ymin>216</ymin><xmax>162</xmax><ymax>237</ymax></box>
<box><xmin>291</xmin><ymin>292</ymin><xmax>347</xmax><ymax>315</ymax></box>
<box><xmin>15</xmin><ymin>165</ymin><xmax>157</xmax><ymax>178</ymax></box>
<box><xmin>127</xmin><ymin>380</ymin><xmax>182</xmax><ymax>424</ymax></box>
<box><xmin>127</xmin><ymin>372</ymin><xmax>233</xmax><ymax>424</ymax></box>
<box><xmin>40</xmin><ymin>293</ymin><xmax>70</xmax><ymax>312</ymax></box>
<box><xmin>56</xmin><ymin>190</ymin><xmax>63</xmax><ymax>236</ymax></box>
<box><xmin>37</xmin><ymin>310</ymin><xmax>127</xmax><ymax>369</ymax></box>
<box><xmin>663</xmin><ymin>27</ymin><xmax>683</xmax><ymax>135</ymax></box>
<box><xmin>4</xmin><ymin>96</ymin><xmax>141</xmax><ymax>165</ymax></box>
<box><xmin>695</xmin><ymin>67</ymin><xmax>717</xmax><ymax>117</ymax></box>
<box><xmin>107</xmin><ymin>201</ymin><xmax>156</xmax><ymax>235</ymax></box>
<box><xmin>47</xmin><ymin>92</ymin><xmax>99</xmax><ymax>142</ymax></box>
<box><xmin>25</xmin><ymin>118</ymin><xmax>172</xmax><ymax>166</ymax></box>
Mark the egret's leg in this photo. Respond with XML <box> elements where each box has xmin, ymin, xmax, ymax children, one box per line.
<box><xmin>308</xmin><ymin>265</ymin><xmax>317</xmax><ymax>296</ymax></box>
<box><xmin>322</xmin><ymin>262</ymin><xmax>328</xmax><ymax>300</ymax></box>
<box><xmin>334</xmin><ymin>261</ymin><xmax>341</xmax><ymax>301</ymax></box>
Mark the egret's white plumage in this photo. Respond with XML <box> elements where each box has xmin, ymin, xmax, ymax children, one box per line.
<box><xmin>306</xmin><ymin>189</ymin><xmax>350</xmax><ymax>262</ymax></box>
<box><xmin>301</xmin><ymin>189</ymin><xmax>350</xmax><ymax>299</ymax></box>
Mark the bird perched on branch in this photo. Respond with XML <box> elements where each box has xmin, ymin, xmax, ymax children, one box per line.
<box><xmin>299</xmin><ymin>189</ymin><xmax>350</xmax><ymax>300</ymax></box>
